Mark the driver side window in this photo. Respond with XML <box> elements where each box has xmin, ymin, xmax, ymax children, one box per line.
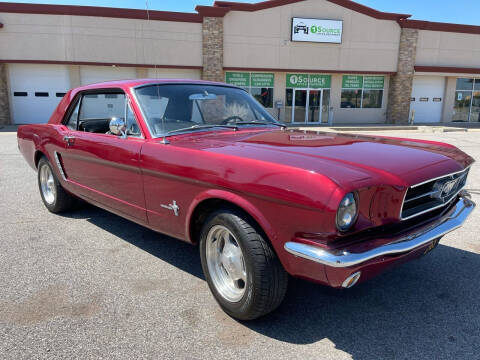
<box><xmin>65</xmin><ymin>91</ymin><xmax>141</xmax><ymax>137</ymax></box>
<box><xmin>77</xmin><ymin>93</ymin><xmax>125</xmax><ymax>134</ymax></box>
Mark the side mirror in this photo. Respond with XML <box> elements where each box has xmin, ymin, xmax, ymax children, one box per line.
<box><xmin>109</xmin><ymin>117</ymin><xmax>126</xmax><ymax>137</ymax></box>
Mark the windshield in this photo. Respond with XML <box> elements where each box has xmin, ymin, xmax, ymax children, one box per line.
<box><xmin>134</xmin><ymin>84</ymin><xmax>280</xmax><ymax>137</ymax></box>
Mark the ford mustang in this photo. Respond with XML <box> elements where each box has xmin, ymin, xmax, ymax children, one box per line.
<box><xmin>17</xmin><ymin>79</ymin><xmax>475</xmax><ymax>320</ymax></box>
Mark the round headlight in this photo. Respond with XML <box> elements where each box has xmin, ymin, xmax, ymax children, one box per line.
<box><xmin>336</xmin><ymin>192</ymin><xmax>358</xmax><ymax>232</ymax></box>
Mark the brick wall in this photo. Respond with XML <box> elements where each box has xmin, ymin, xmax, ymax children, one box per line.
<box><xmin>202</xmin><ymin>17</ymin><xmax>223</xmax><ymax>82</ymax></box>
<box><xmin>0</xmin><ymin>64</ymin><xmax>11</xmax><ymax>125</ymax></box>
<box><xmin>387</xmin><ymin>28</ymin><xmax>418</xmax><ymax>124</ymax></box>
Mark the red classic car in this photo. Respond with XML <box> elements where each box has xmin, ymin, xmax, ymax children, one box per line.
<box><xmin>18</xmin><ymin>79</ymin><xmax>475</xmax><ymax>320</ymax></box>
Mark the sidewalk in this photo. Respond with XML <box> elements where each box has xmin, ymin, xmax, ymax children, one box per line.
<box><xmin>292</xmin><ymin>122</ymin><xmax>480</xmax><ymax>133</ymax></box>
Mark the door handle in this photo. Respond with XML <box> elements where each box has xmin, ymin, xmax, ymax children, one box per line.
<box><xmin>63</xmin><ymin>135</ymin><xmax>75</xmax><ymax>147</ymax></box>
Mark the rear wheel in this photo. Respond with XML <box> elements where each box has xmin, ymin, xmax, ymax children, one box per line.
<box><xmin>37</xmin><ymin>156</ymin><xmax>76</xmax><ymax>213</ymax></box>
<box><xmin>199</xmin><ymin>209</ymin><xmax>288</xmax><ymax>320</ymax></box>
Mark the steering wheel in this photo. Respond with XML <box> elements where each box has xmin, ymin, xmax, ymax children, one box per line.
<box><xmin>221</xmin><ymin>116</ymin><xmax>244</xmax><ymax>125</ymax></box>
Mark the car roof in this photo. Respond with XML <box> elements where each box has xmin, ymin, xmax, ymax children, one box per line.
<box><xmin>76</xmin><ymin>78</ymin><xmax>238</xmax><ymax>91</ymax></box>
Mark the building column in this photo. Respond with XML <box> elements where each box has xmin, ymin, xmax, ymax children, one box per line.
<box><xmin>136</xmin><ymin>67</ymin><xmax>148</xmax><ymax>79</ymax></box>
<box><xmin>202</xmin><ymin>16</ymin><xmax>224</xmax><ymax>82</ymax></box>
<box><xmin>387</xmin><ymin>28</ymin><xmax>418</xmax><ymax>124</ymax></box>
<box><xmin>68</xmin><ymin>65</ymin><xmax>81</xmax><ymax>88</ymax></box>
<box><xmin>0</xmin><ymin>64</ymin><xmax>11</xmax><ymax>125</ymax></box>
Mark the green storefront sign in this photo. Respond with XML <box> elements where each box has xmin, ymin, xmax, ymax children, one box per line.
<box><xmin>225</xmin><ymin>72</ymin><xmax>250</xmax><ymax>87</ymax></box>
<box><xmin>342</xmin><ymin>75</ymin><xmax>384</xmax><ymax>89</ymax></box>
<box><xmin>286</xmin><ymin>73</ymin><xmax>331</xmax><ymax>88</ymax></box>
<box><xmin>363</xmin><ymin>76</ymin><xmax>384</xmax><ymax>89</ymax></box>
<box><xmin>225</xmin><ymin>72</ymin><xmax>274</xmax><ymax>88</ymax></box>
<box><xmin>342</xmin><ymin>75</ymin><xmax>363</xmax><ymax>89</ymax></box>
<box><xmin>286</xmin><ymin>74</ymin><xmax>309</xmax><ymax>88</ymax></box>
<box><xmin>250</xmin><ymin>73</ymin><xmax>274</xmax><ymax>87</ymax></box>
<box><xmin>309</xmin><ymin>74</ymin><xmax>331</xmax><ymax>89</ymax></box>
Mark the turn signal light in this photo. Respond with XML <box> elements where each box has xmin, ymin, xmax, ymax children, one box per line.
<box><xmin>342</xmin><ymin>271</ymin><xmax>361</xmax><ymax>288</ymax></box>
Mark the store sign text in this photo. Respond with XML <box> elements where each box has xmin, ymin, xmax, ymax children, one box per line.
<box><xmin>286</xmin><ymin>73</ymin><xmax>331</xmax><ymax>88</ymax></box>
<box><xmin>291</xmin><ymin>18</ymin><xmax>343</xmax><ymax>43</ymax></box>
<box><xmin>342</xmin><ymin>75</ymin><xmax>384</xmax><ymax>89</ymax></box>
<box><xmin>225</xmin><ymin>72</ymin><xmax>274</xmax><ymax>88</ymax></box>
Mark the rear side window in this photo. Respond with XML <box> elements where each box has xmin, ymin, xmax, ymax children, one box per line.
<box><xmin>79</xmin><ymin>93</ymin><xmax>125</xmax><ymax>121</ymax></box>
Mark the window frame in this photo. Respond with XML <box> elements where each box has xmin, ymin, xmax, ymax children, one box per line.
<box><xmin>61</xmin><ymin>88</ymin><xmax>144</xmax><ymax>138</ymax></box>
<box><xmin>340</xmin><ymin>75</ymin><xmax>385</xmax><ymax>109</ymax></box>
<box><xmin>132</xmin><ymin>83</ymin><xmax>279</xmax><ymax>138</ymax></box>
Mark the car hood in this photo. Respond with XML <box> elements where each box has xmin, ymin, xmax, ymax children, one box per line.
<box><xmin>172</xmin><ymin>129</ymin><xmax>474</xmax><ymax>189</ymax></box>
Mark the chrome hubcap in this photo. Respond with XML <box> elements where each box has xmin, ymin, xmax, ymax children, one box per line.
<box><xmin>39</xmin><ymin>164</ymin><xmax>56</xmax><ymax>205</ymax></box>
<box><xmin>206</xmin><ymin>225</ymin><xmax>247</xmax><ymax>302</ymax></box>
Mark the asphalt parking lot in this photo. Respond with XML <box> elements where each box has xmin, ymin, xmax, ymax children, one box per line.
<box><xmin>1</xmin><ymin>129</ymin><xmax>479</xmax><ymax>359</ymax></box>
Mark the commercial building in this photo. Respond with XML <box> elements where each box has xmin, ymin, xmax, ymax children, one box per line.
<box><xmin>0</xmin><ymin>0</ymin><xmax>479</xmax><ymax>125</ymax></box>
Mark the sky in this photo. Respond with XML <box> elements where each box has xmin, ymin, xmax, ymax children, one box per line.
<box><xmin>0</xmin><ymin>0</ymin><xmax>478</xmax><ymax>25</ymax></box>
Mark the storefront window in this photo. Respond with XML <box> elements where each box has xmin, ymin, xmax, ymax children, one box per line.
<box><xmin>456</xmin><ymin>78</ymin><xmax>474</xmax><ymax>91</ymax></box>
<box><xmin>250</xmin><ymin>87</ymin><xmax>273</xmax><ymax>108</ymax></box>
<box><xmin>362</xmin><ymin>90</ymin><xmax>383</xmax><ymax>108</ymax></box>
<box><xmin>225</xmin><ymin>72</ymin><xmax>274</xmax><ymax>108</ymax></box>
<box><xmin>453</xmin><ymin>78</ymin><xmax>479</xmax><ymax>122</ymax></box>
<box><xmin>341</xmin><ymin>75</ymin><xmax>384</xmax><ymax>109</ymax></box>
<box><xmin>471</xmin><ymin>91</ymin><xmax>480</xmax><ymax>122</ymax></box>
<box><xmin>341</xmin><ymin>89</ymin><xmax>361</xmax><ymax>108</ymax></box>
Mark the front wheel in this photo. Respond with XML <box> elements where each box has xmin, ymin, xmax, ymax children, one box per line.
<box><xmin>37</xmin><ymin>156</ymin><xmax>76</xmax><ymax>213</ymax></box>
<box><xmin>199</xmin><ymin>209</ymin><xmax>288</xmax><ymax>320</ymax></box>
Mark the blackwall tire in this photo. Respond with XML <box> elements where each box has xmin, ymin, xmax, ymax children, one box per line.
<box><xmin>199</xmin><ymin>209</ymin><xmax>288</xmax><ymax>320</ymax></box>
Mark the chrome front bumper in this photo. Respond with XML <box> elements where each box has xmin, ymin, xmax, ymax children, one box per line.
<box><xmin>284</xmin><ymin>194</ymin><xmax>475</xmax><ymax>268</ymax></box>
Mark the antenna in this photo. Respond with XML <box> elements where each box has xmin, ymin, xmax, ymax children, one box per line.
<box><xmin>145</xmin><ymin>0</ymin><xmax>168</xmax><ymax>144</ymax></box>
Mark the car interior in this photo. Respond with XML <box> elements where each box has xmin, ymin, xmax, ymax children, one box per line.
<box><xmin>66</xmin><ymin>92</ymin><xmax>141</xmax><ymax>137</ymax></box>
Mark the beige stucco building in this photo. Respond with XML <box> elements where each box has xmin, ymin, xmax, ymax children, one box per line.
<box><xmin>0</xmin><ymin>0</ymin><xmax>479</xmax><ymax>125</ymax></box>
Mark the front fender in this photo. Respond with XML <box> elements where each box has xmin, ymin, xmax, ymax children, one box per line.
<box><xmin>185</xmin><ymin>188</ymin><xmax>278</xmax><ymax>248</ymax></box>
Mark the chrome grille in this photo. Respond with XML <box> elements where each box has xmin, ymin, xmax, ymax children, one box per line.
<box><xmin>401</xmin><ymin>167</ymin><xmax>469</xmax><ymax>220</ymax></box>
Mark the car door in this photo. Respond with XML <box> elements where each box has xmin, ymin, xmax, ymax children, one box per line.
<box><xmin>60</xmin><ymin>89</ymin><xmax>147</xmax><ymax>223</ymax></box>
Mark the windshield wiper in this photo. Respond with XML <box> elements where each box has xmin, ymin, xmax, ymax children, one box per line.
<box><xmin>165</xmin><ymin>124</ymin><xmax>238</xmax><ymax>136</ymax></box>
<box><xmin>233</xmin><ymin>121</ymin><xmax>286</xmax><ymax>128</ymax></box>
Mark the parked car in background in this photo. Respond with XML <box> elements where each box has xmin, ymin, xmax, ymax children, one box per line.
<box><xmin>18</xmin><ymin>79</ymin><xmax>475</xmax><ymax>320</ymax></box>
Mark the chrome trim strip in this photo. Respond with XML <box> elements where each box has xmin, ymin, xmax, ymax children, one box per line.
<box><xmin>53</xmin><ymin>151</ymin><xmax>67</xmax><ymax>181</ymax></box>
<box><xmin>403</xmin><ymin>190</ymin><xmax>438</xmax><ymax>203</ymax></box>
<box><xmin>285</xmin><ymin>195</ymin><xmax>475</xmax><ymax>268</ymax></box>
<box><xmin>129</xmin><ymin>89</ymin><xmax>155</xmax><ymax>140</ymax></box>
<box><xmin>410</xmin><ymin>166</ymin><xmax>471</xmax><ymax>189</ymax></box>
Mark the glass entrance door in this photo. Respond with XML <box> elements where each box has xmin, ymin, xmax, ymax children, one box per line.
<box><xmin>286</xmin><ymin>88</ymin><xmax>331</xmax><ymax>124</ymax></box>
<box><xmin>321</xmin><ymin>89</ymin><xmax>330</xmax><ymax>124</ymax></box>
<box><xmin>293</xmin><ymin>89</ymin><xmax>308</xmax><ymax>123</ymax></box>
<box><xmin>308</xmin><ymin>90</ymin><xmax>320</xmax><ymax>123</ymax></box>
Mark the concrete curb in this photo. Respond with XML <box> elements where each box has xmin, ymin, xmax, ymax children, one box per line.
<box><xmin>294</xmin><ymin>125</ymin><xmax>471</xmax><ymax>133</ymax></box>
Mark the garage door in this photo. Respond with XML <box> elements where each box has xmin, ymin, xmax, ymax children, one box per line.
<box><xmin>8</xmin><ymin>64</ymin><xmax>70</xmax><ymax>124</ymax></box>
<box><xmin>147</xmin><ymin>68</ymin><xmax>201</xmax><ymax>80</ymax></box>
<box><xmin>80</xmin><ymin>66</ymin><xmax>137</xmax><ymax>86</ymax></box>
<box><xmin>410</xmin><ymin>76</ymin><xmax>445</xmax><ymax>123</ymax></box>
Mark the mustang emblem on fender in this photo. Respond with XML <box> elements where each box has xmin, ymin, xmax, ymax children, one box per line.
<box><xmin>161</xmin><ymin>200</ymin><xmax>179</xmax><ymax>216</ymax></box>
